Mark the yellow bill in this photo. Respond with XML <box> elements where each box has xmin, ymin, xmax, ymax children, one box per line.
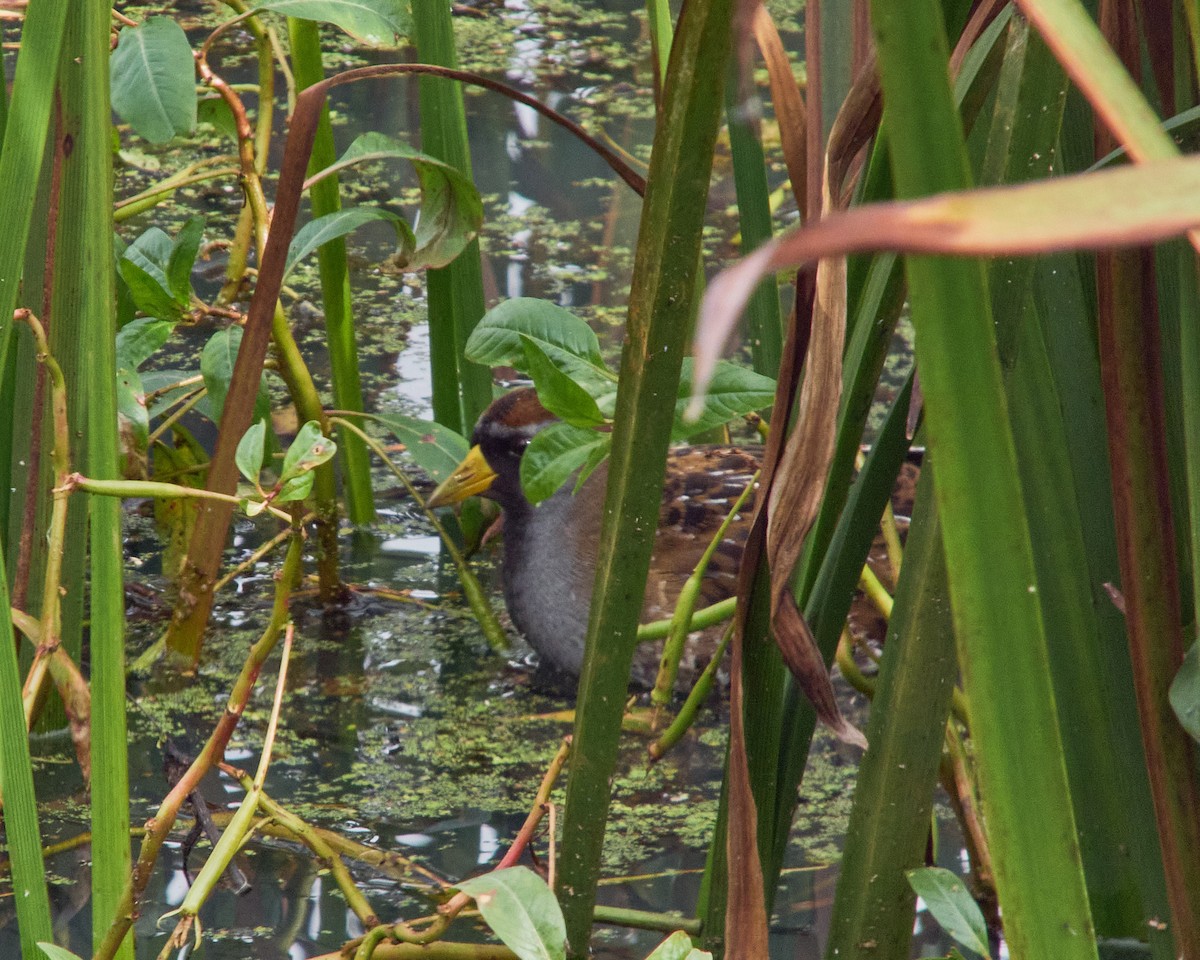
<box><xmin>426</xmin><ymin>445</ymin><xmax>498</xmax><ymax>507</ymax></box>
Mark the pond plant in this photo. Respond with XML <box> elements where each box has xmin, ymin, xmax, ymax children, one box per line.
<box><xmin>0</xmin><ymin>0</ymin><xmax>1199</xmax><ymax>958</ymax></box>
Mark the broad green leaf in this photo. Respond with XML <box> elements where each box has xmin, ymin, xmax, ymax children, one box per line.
<box><xmin>284</xmin><ymin>206</ymin><xmax>415</xmax><ymax>282</ymax></box>
<box><xmin>519</xmin><ymin>335</ymin><xmax>605</xmax><ymax>427</ymax></box>
<box><xmin>120</xmin><ymin>227</ymin><xmax>180</xmax><ymax>320</ymax></box>
<box><xmin>201</xmin><ymin>327</ymin><xmax>242</xmax><ymax>426</ymax></box>
<box><xmin>455</xmin><ymin>866</ymin><xmax>567</xmax><ymax>960</ymax></box>
<box><xmin>110</xmin><ymin>18</ymin><xmax>197</xmax><ymax>144</ymax></box>
<box><xmin>167</xmin><ymin>216</ymin><xmax>204</xmax><ymax>304</ymax></box>
<box><xmin>520</xmin><ymin>422</ymin><xmax>609</xmax><ymax>504</ymax></box>
<box><xmin>370</xmin><ymin>413</ymin><xmax>470</xmax><ymax>484</ymax></box>
<box><xmin>116</xmin><ymin>317</ymin><xmax>173</xmax><ymax>371</ymax></box>
<box><xmin>250</xmin><ymin>0</ymin><xmax>409</xmax><ymax>47</ymax></box>
<box><xmin>645</xmin><ymin>932</ymin><xmax>711</xmax><ymax>960</ymax></box>
<box><xmin>672</xmin><ymin>359</ymin><xmax>775</xmax><ymax>439</ymax></box>
<box><xmin>466</xmin><ymin>298</ymin><xmax>617</xmax><ymax>401</ymax></box>
<box><xmin>38</xmin><ymin>944</ymin><xmax>84</xmax><ymax>960</ymax></box>
<box><xmin>1170</xmin><ymin>641</ymin><xmax>1200</xmax><ymax>743</ymax></box>
<box><xmin>236</xmin><ymin>420</ymin><xmax>268</xmax><ymax>484</ymax></box>
<box><xmin>279</xmin><ymin>421</ymin><xmax>337</xmax><ymax>485</ymax></box>
<box><xmin>310</xmin><ymin>132</ymin><xmax>485</xmax><ymax>270</ymax></box>
<box><xmin>906</xmin><ymin>867</ymin><xmax>992</xmax><ymax>959</ymax></box>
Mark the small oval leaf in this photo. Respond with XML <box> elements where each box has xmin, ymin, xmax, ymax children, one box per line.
<box><xmin>279</xmin><ymin>421</ymin><xmax>337</xmax><ymax>484</ymax></box>
<box><xmin>236</xmin><ymin>420</ymin><xmax>269</xmax><ymax>484</ymax></box>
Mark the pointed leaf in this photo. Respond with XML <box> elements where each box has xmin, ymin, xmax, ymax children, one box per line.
<box><xmin>370</xmin><ymin>413</ymin><xmax>469</xmax><ymax>483</ymax></box>
<box><xmin>455</xmin><ymin>867</ymin><xmax>567</xmax><ymax>960</ymax></box>
<box><xmin>310</xmin><ymin>133</ymin><xmax>485</xmax><ymax>270</ymax></box>
<box><xmin>466</xmin><ymin>298</ymin><xmax>617</xmax><ymax>402</ymax></box>
<box><xmin>250</xmin><ymin>0</ymin><xmax>409</xmax><ymax>47</ymax></box>
<box><xmin>672</xmin><ymin>359</ymin><xmax>774</xmax><ymax>439</ymax></box>
<box><xmin>38</xmin><ymin>944</ymin><xmax>85</xmax><ymax>960</ymax></box>
<box><xmin>520</xmin><ymin>422</ymin><xmax>609</xmax><ymax>504</ymax></box>
<box><xmin>110</xmin><ymin>17</ymin><xmax>197</xmax><ymax>144</ymax></box>
<box><xmin>167</xmin><ymin>216</ymin><xmax>205</xmax><ymax>304</ymax></box>
<box><xmin>120</xmin><ymin>227</ymin><xmax>180</xmax><ymax>320</ymax></box>
<box><xmin>116</xmin><ymin>317</ymin><xmax>174</xmax><ymax>371</ymax></box>
<box><xmin>284</xmin><ymin>206</ymin><xmax>415</xmax><ymax>282</ymax></box>
<box><xmin>906</xmin><ymin>867</ymin><xmax>992</xmax><ymax>959</ymax></box>
<box><xmin>200</xmin><ymin>327</ymin><xmax>242</xmax><ymax>426</ymax></box>
<box><xmin>520</xmin><ymin>335</ymin><xmax>605</xmax><ymax>427</ymax></box>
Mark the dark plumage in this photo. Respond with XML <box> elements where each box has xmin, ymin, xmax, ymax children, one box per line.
<box><xmin>428</xmin><ymin>388</ymin><xmax>759</xmax><ymax>686</ymax></box>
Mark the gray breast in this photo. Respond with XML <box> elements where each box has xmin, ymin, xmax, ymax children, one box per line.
<box><xmin>501</xmin><ymin>487</ymin><xmax>596</xmax><ymax>675</ymax></box>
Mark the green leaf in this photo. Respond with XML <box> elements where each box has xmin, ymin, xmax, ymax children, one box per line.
<box><xmin>519</xmin><ymin>335</ymin><xmax>605</xmax><ymax>427</ymax></box>
<box><xmin>906</xmin><ymin>867</ymin><xmax>992</xmax><ymax>959</ymax></box>
<box><xmin>276</xmin><ymin>472</ymin><xmax>315</xmax><ymax>503</ymax></box>
<box><xmin>284</xmin><ymin>206</ymin><xmax>415</xmax><ymax>282</ymax></box>
<box><xmin>520</xmin><ymin>422</ymin><xmax>609</xmax><ymax>504</ymax></box>
<box><xmin>311</xmin><ymin>132</ymin><xmax>485</xmax><ymax>271</ymax></box>
<box><xmin>466</xmin><ymin>298</ymin><xmax>617</xmax><ymax>402</ymax></box>
<box><xmin>644</xmin><ymin>932</ymin><xmax>711</xmax><ymax>960</ymax></box>
<box><xmin>110</xmin><ymin>17</ymin><xmax>197</xmax><ymax>144</ymax></box>
<box><xmin>116</xmin><ymin>368</ymin><xmax>149</xmax><ymax>453</ymax></box>
<box><xmin>279</xmin><ymin>421</ymin><xmax>337</xmax><ymax>486</ymax></box>
<box><xmin>197</xmin><ymin>95</ymin><xmax>237</xmax><ymax>141</ymax></box>
<box><xmin>250</xmin><ymin>0</ymin><xmax>409</xmax><ymax>47</ymax></box>
<box><xmin>167</xmin><ymin>216</ymin><xmax>204</xmax><ymax>304</ymax></box>
<box><xmin>1170</xmin><ymin>641</ymin><xmax>1200</xmax><ymax>743</ymax></box>
<box><xmin>141</xmin><ymin>369</ymin><xmax>199</xmax><ymax>418</ymax></box>
<box><xmin>200</xmin><ymin>327</ymin><xmax>242</xmax><ymax>426</ymax></box>
<box><xmin>369</xmin><ymin>413</ymin><xmax>470</xmax><ymax>484</ymax></box>
<box><xmin>236</xmin><ymin>420</ymin><xmax>268</xmax><ymax>484</ymax></box>
<box><xmin>37</xmin><ymin>943</ymin><xmax>85</xmax><ymax>960</ymax></box>
<box><xmin>116</xmin><ymin>317</ymin><xmax>173</xmax><ymax>372</ymax></box>
<box><xmin>672</xmin><ymin>359</ymin><xmax>774</xmax><ymax>440</ymax></box>
<box><xmin>120</xmin><ymin>227</ymin><xmax>180</xmax><ymax>320</ymax></box>
<box><xmin>455</xmin><ymin>866</ymin><xmax>567</xmax><ymax>960</ymax></box>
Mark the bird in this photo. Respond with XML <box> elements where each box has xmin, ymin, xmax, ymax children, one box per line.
<box><xmin>426</xmin><ymin>387</ymin><xmax>760</xmax><ymax>688</ymax></box>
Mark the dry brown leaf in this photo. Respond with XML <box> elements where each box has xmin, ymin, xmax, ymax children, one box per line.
<box><xmin>689</xmin><ymin>152</ymin><xmax>1200</xmax><ymax>404</ymax></box>
<box><xmin>753</xmin><ymin>6</ymin><xmax>807</xmax><ymax>216</ymax></box>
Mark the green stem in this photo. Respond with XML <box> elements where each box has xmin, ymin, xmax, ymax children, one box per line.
<box><xmin>331</xmin><ymin>417</ymin><xmax>508</xmax><ymax>650</ymax></box>
<box><xmin>93</xmin><ymin>535</ymin><xmax>304</xmax><ymax>960</ymax></box>
<box><xmin>289</xmin><ymin>16</ymin><xmax>375</xmax><ymax>525</ymax></box>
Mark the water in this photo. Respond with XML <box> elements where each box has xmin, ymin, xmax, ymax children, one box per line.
<box><xmin>5</xmin><ymin>1</ymin><xmax>966</xmax><ymax>957</ymax></box>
